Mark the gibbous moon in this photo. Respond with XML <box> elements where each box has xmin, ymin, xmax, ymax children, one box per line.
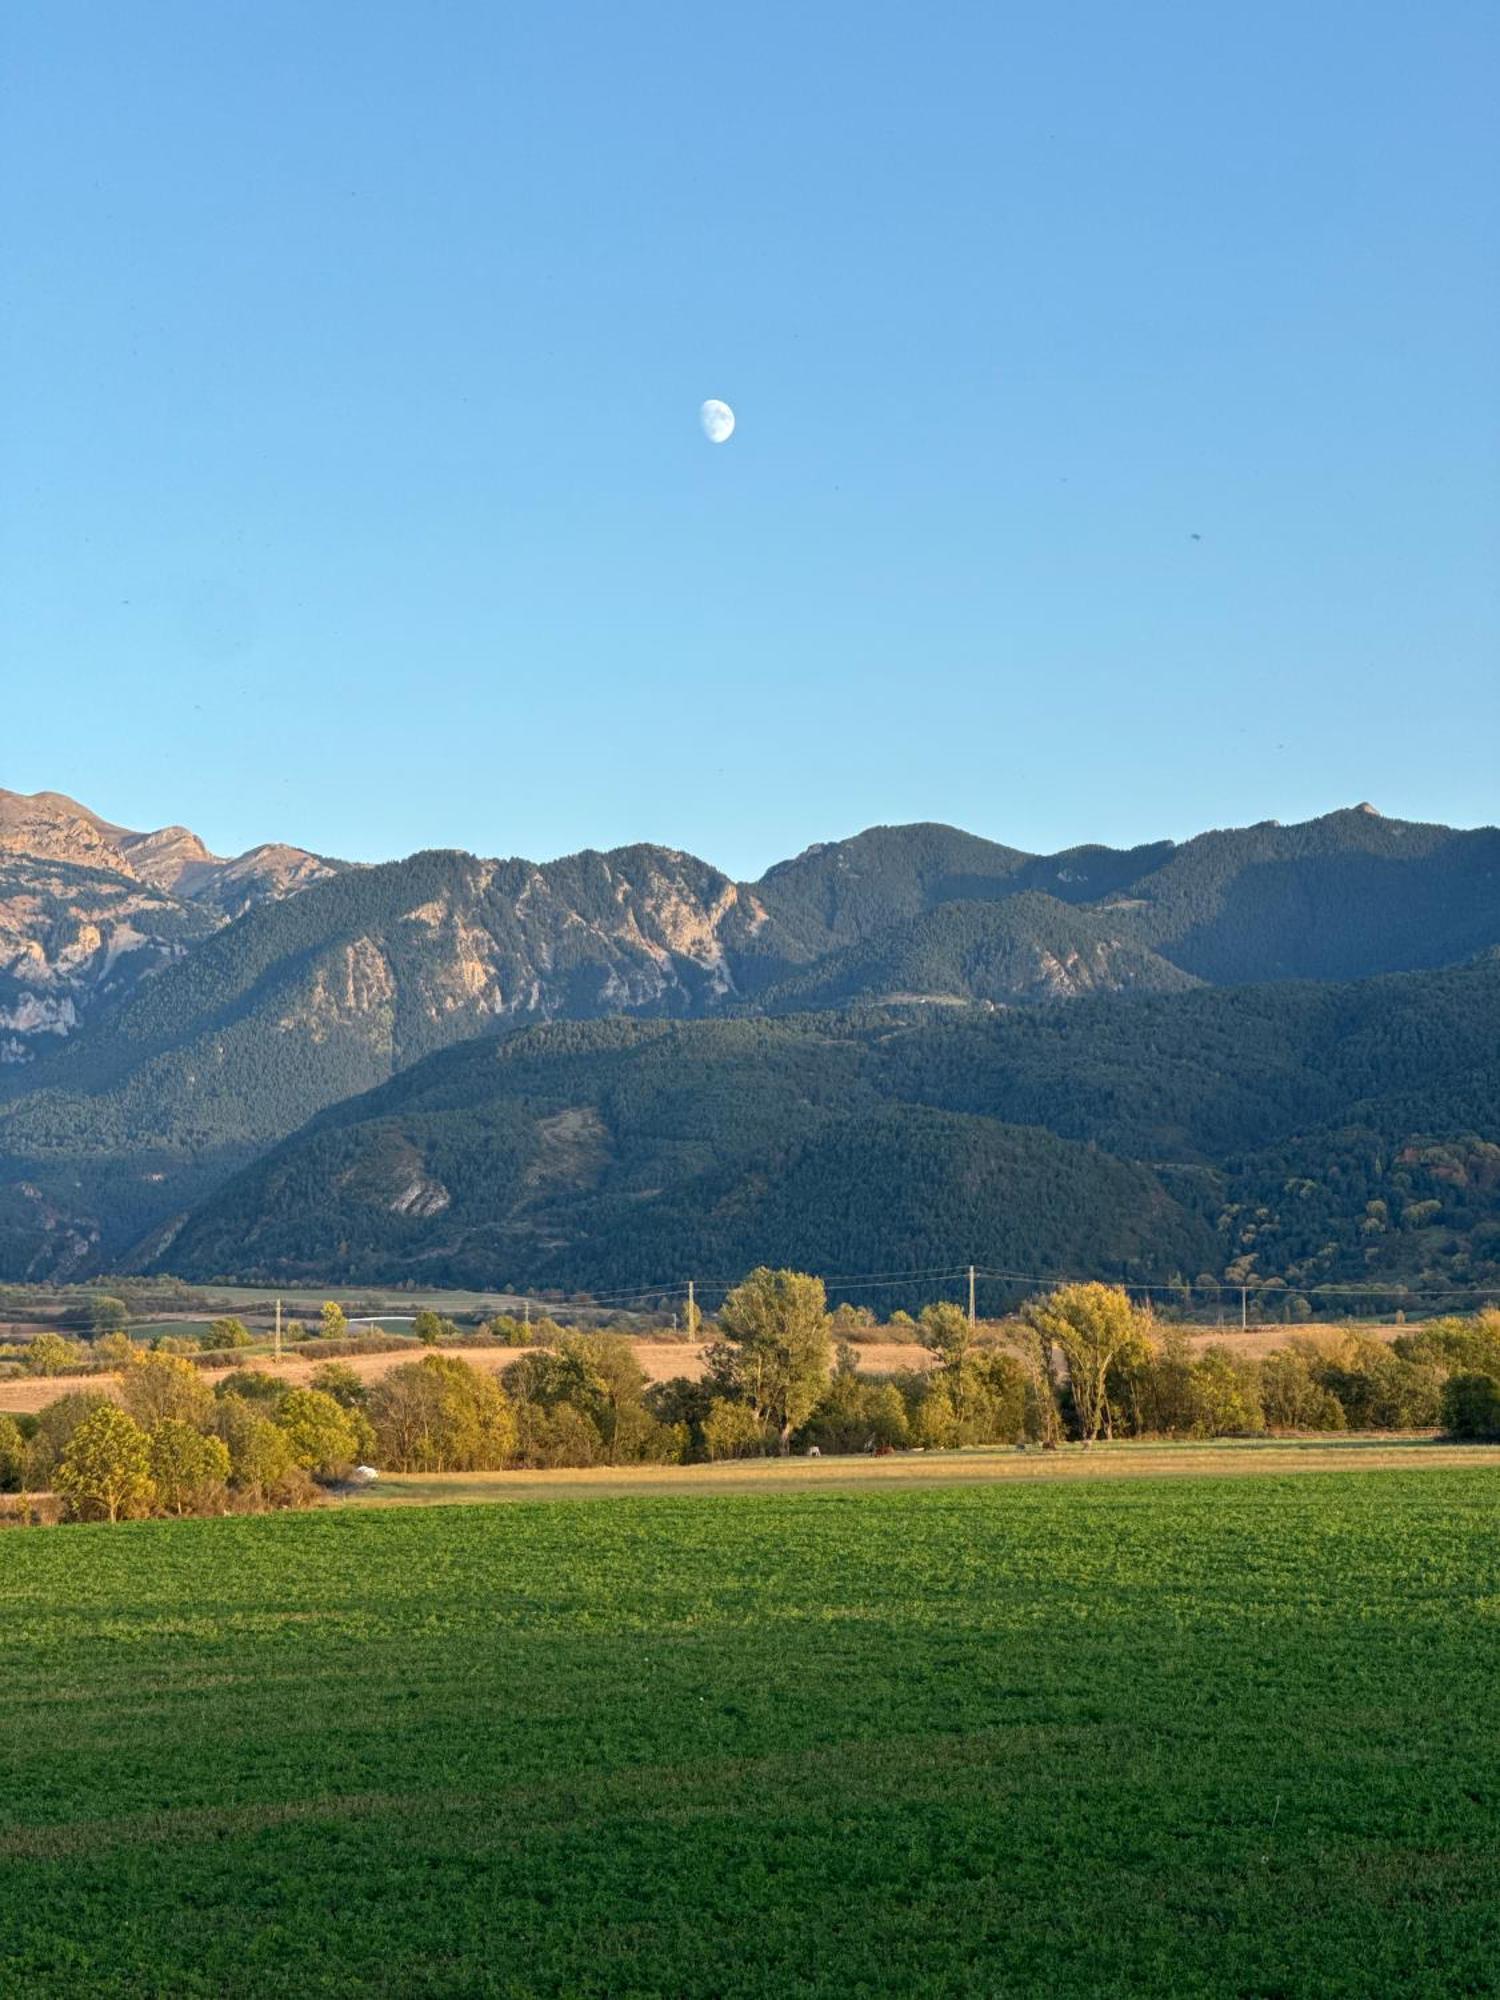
<box><xmin>700</xmin><ymin>398</ymin><xmax>735</xmax><ymax>444</ymax></box>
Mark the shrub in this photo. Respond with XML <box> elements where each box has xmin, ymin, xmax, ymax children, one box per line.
<box><xmin>1395</xmin><ymin>1310</ymin><xmax>1500</xmax><ymax>1380</ymax></box>
<box><xmin>89</xmin><ymin>1295</ymin><xmax>129</xmax><ymax>1338</ymax></box>
<box><xmin>25</xmin><ymin>1390</ymin><xmax>111</xmax><ymax>1485</ymax></box>
<box><xmin>23</xmin><ymin>1333</ymin><xmax>83</xmax><ymax>1377</ymax></box>
<box><xmin>1259</xmin><ymin>1348</ymin><xmax>1347</xmax><ymax>1432</ymax></box>
<box><xmin>308</xmin><ymin>1362</ymin><xmax>369</xmax><ymax>1408</ymax></box>
<box><xmin>1441</xmin><ymin>1373</ymin><xmax>1500</xmax><ymax>1441</ymax></box>
<box><xmin>0</xmin><ymin>1414</ymin><xmax>26</xmax><ymax>1492</ymax></box>
<box><xmin>1189</xmin><ymin>1347</ymin><xmax>1267</xmax><ymax>1437</ymax></box>
<box><xmin>215</xmin><ymin>1368</ymin><xmax>288</xmax><ymax>1406</ymax></box>
<box><xmin>211</xmin><ymin>1396</ymin><xmax>312</xmax><ymax>1506</ymax></box>
<box><xmin>207</xmin><ymin>1317</ymin><xmax>253</xmax><ymax>1350</ymax></box>
<box><xmin>1316</xmin><ymin>1337</ymin><xmax>1442</xmax><ymax>1429</ymax></box>
<box><xmin>701</xmin><ymin>1398</ymin><xmax>767</xmax><ymax>1461</ymax></box>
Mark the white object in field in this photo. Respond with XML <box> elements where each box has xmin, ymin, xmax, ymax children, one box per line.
<box><xmin>350</xmin><ymin>1465</ymin><xmax>380</xmax><ymax>1484</ymax></box>
<box><xmin>699</xmin><ymin>398</ymin><xmax>735</xmax><ymax>444</ymax></box>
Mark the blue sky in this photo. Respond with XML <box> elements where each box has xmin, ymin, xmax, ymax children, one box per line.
<box><xmin>3</xmin><ymin>2</ymin><xmax>1495</xmax><ymax>877</ymax></box>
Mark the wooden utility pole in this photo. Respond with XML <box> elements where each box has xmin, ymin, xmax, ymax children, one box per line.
<box><xmin>968</xmin><ymin>1264</ymin><xmax>977</xmax><ymax>1331</ymax></box>
<box><xmin>274</xmin><ymin>1297</ymin><xmax>282</xmax><ymax>1364</ymax></box>
<box><xmin>1241</xmin><ymin>1286</ymin><xmax>1248</xmax><ymax>1332</ymax></box>
<box><xmin>687</xmin><ymin>1278</ymin><xmax>696</xmax><ymax>1338</ymax></box>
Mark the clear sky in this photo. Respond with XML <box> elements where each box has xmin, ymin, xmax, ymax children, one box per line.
<box><xmin>3</xmin><ymin>2</ymin><xmax>1496</xmax><ymax>877</ymax></box>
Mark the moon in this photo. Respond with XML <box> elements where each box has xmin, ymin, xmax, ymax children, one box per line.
<box><xmin>699</xmin><ymin>398</ymin><xmax>735</xmax><ymax>444</ymax></box>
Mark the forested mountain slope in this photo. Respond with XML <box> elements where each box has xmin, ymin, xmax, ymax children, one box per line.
<box><xmin>1</xmin><ymin>797</ymin><xmax>1497</xmax><ymax>1280</ymax></box>
<box><xmin>757</xmin><ymin>896</ymin><xmax>1198</xmax><ymax>1010</ymax></box>
<box><xmin>162</xmin><ymin>955</ymin><xmax>1500</xmax><ymax>1302</ymax></box>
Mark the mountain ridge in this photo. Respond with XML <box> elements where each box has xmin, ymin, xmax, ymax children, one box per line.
<box><xmin>0</xmin><ymin>793</ymin><xmax>1496</xmax><ymax>1281</ymax></box>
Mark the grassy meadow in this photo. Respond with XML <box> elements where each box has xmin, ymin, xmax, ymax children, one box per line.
<box><xmin>3</xmin><ymin>1467</ymin><xmax>1499</xmax><ymax>1997</ymax></box>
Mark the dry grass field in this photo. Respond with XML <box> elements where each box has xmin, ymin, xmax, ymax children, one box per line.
<box><xmin>0</xmin><ymin>1336</ymin><xmax>936</xmax><ymax>1414</ymax></box>
<box><xmin>0</xmin><ymin>1318</ymin><xmax>1412</xmax><ymax>1416</ymax></box>
<box><xmin>338</xmin><ymin>1435</ymin><xmax>1500</xmax><ymax>1508</ymax></box>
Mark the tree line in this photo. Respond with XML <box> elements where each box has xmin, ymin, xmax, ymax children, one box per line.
<box><xmin>4</xmin><ymin>1273</ymin><xmax>1499</xmax><ymax>1524</ymax></box>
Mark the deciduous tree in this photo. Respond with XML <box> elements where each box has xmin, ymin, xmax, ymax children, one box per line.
<box><xmin>1022</xmin><ymin>1284</ymin><xmax>1154</xmax><ymax>1445</ymax></box>
<box><xmin>56</xmin><ymin>1406</ymin><xmax>156</xmax><ymax>1523</ymax></box>
<box><xmin>149</xmin><ymin>1420</ymin><xmax>231</xmax><ymax>1516</ymax></box>
<box><xmin>120</xmin><ymin>1351</ymin><xmax>213</xmax><ymax>1430</ymax></box>
<box><xmin>712</xmin><ymin>1268</ymin><xmax>832</xmax><ymax>1452</ymax></box>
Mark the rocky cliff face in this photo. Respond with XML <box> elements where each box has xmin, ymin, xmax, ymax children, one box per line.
<box><xmin>0</xmin><ymin>789</ymin><xmax>339</xmax><ymax>910</ymax></box>
<box><xmin>0</xmin><ymin>789</ymin><xmax>339</xmax><ymax>1061</ymax></box>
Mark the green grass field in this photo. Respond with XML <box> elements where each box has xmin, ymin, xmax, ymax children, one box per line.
<box><xmin>4</xmin><ymin>1469</ymin><xmax>1499</xmax><ymax>1997</ymax></box>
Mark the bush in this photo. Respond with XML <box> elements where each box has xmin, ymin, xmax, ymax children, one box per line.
<box><xmin>23</xmin><ymin>1333</ymin><xmax>84</xmax><ymax>1377</ymax></box>
<box><xmin>308</xmin><ymin>1362</ymin><xmax>369</xmax><ymax>1408</ymax></box>
<box><xmin>1259</xmin><ymin>1348</ymin><xmax>1347</xmax><ymax>1432</ymax></box>
<box><xmin>1316</xmin><ymin>1337</ymin><xmax>1442</xmax><ymax>1429</ymax></box>
<box><xmin>1189</xmin><ymin>1347</ymin><xmax>1266</xmax><ymax>1437</ymax></box>
<box><xmin>211</xmin><ymin>1395</ymin><xmax>312</xmax><ymax>1506</ymax></box>
<box><xmin>215</xmin><ymin>1368</ymin><xmax>288</xmax><ymax>1406</ymax></box>
<box><xmin>1441</xmin><ymin>1373</ymin><xmax>1500</xmax><ymax>1441</ymax></box>
<box><xmin>1395</xmin><ymin>1310</ymin><xmax>1500</xmax><ymax>1379</ymax></box>
<box><xmin>701</xmin><ymin>1398</ymin><xmax>767</xmax><ymax>1461</ymax></box>
<box><xmin>207</xmin><ymin>1317</ymin><xmax>253</xmax><ymax>1350</ymax></box>
<box><xmin>25</xmin><ymin>1390</ymin><xmax>111</xmax><ymax>1485</ymax></box>
<box><xmin>0</xmin><ymin>1414</ymin><xmax>26</xmax><ymax>1492</ymax></box>
<box><xmin>89</xmin><ymin>1295</ymin><xmax>129</xmax><ymax>1338</ymax></box>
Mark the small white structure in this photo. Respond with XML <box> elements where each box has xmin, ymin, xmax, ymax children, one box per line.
<box><xmin>349</xmin><ymin>1465</ymin><xmax>380</xmax><ymax>1485</ymax></box>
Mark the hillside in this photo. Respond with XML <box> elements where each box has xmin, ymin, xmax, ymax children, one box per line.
<box><xmin>1</xmin><ymin>798</ymin><xmax>1497</xmax><ymax>1280</ymax></box>
<box><xmin>757</xmin><ymin>895</ymin><xmax>1198</xmax><ymax>1009</ymax></box>
<box><xmin>159</xmin><ymin>1014</ymin><xmax>1215</xmax><ymax>1293</ymax></box>
<box><xmin>161</xmin><ymin>955</ymin><xmax>1500</xmax><ymax>1303</ymax></box>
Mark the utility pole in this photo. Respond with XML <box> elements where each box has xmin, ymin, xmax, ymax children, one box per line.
<box><xmin>687</xmin><ymin>1278</ymin><xmax>696</xmax><ymax>1340</ymax></box>
<box><xmin>968</xmin><ymin>1264</ymin><xmax>976</xmax><ymax>1331</ymax></box>
<box><xmin>523</xmin><ymin>1296</ymin><xmax>530</xmax><ymax>1331</ymax></box>
<box><xmin>1241</xmin><ymin>1286</ymin><xmax>1248</xmax><ymax>1332</ymax></box>
<box><xmin>274</xmin><ymin>1297</ymin><xmax>282</xmax><ymax>1364</ymax></box>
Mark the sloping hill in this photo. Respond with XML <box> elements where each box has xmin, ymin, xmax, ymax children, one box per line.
<box><xmin>758</xmin><ymin>895</ymin><xmax>1198</xmax><ymax>1010</ymax></box>
<box><xmin>159</xmin><ymin>1015</ymin><xmax>1214</xmax><ymax>1292</ymax></box>
<box><xmin>160</xmin><ymin>955</ymin><xmax>1500</xmax><ymax>1300</ymax></box>
<box><xmin>1115</xmin><ymin>807</ymin><xmax>1500</xmax><ymax>983</ymax></box>
<box><xmin>753</xmin><ymin>823</ymin><xmax>1032</xmax><ymax>951</ymax></box>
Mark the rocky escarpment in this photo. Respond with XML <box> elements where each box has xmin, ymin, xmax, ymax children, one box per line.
<box><xmin>0</xmin><ymin>788</ymin><xmax>340</xmax><ymax>913</ymax></box>
<box><xmin>0</xmin><ymin>855</ymin><xmax>218</xmax><ymax>1064</ymax></box>
<box><xmin>0</xmin><ymin>789</ymin><xmax>341</xmax><ymax>1060</ymax></box>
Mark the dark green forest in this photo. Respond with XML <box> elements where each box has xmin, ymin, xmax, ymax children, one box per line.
<box><xmin>2</xmin><ymin>807</ymin><xmax>1497</xmax><ymax>1285</ymax></box>
<box><xmin>162</xmin><ymin>955</ymin><xmax>1500</xmax><ymax>1304</ymax></box>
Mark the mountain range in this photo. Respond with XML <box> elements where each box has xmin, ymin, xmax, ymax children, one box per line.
<box><xmin>0</xmin><ymin>789</ymin><xmax>1496</xmax><ymax>1295</ymax></box>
